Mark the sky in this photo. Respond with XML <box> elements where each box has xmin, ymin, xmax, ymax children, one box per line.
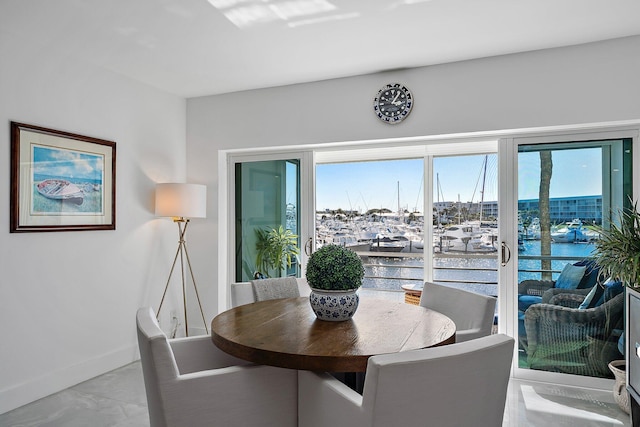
<box><xmin>315</xmin><ymin>149</ymin><xmax>602</xmax><ymax>212</ymax></box>
<box><xmin>33</xmin><ymin>145</ymin><xmax>104</xmax><ymax>182</ymax></box>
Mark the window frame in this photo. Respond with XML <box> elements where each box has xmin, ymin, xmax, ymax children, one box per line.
<box><xmin>218</xmin><ymin>122</ymin><xmax>640</xmax><ymax>391</ymax></box>
<box><xmin>501</xmin><ymin>128</ymin><xmax>639</xmax><ymax>389</ymax></box>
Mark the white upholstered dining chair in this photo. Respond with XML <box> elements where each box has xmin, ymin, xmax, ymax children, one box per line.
<box><xmin>298</xmin><ymin>334</ymin><xmax>514</xmax><ymax>427</ymax></box>
<box><xmin>231</xmin><ymin>278</ymin><xmax>310</xmax><ymax>307</ymax></box>
<box><xmin>419</xmin><ymin>281</ymin><xmax>497</xmax><ymax>342</ymax></box>
<box><xmin>136</xmin><ymin>307</ymin><xmax>297</xmax><ymax>427</ymax></box>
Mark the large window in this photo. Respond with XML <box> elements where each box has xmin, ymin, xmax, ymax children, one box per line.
<box><xmin>314</xmin><ymin>153</ymin><xmax>500</xmax><ymax>321</ymax></box>
<box><xmin>315</xmin><ymin>158</ymin><xmax>425</xmax><ymax>292</ymax></box>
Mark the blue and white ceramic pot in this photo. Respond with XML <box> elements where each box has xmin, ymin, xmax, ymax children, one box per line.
<box><xmin>309</xmin><ymin>288</ymin><xmax>359</xmax><ymax>321</ymax></box>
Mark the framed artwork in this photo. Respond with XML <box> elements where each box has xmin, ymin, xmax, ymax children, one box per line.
<box><xmin>10</xmin><ymin>122</ymin><xmax>116</xmax><ymax>232</ymax></box>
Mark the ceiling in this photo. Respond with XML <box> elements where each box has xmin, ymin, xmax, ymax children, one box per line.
<box><xmin>2</xmin><ymin>0</ymin><xmax>640</xmax><ymax>98</ymax></box>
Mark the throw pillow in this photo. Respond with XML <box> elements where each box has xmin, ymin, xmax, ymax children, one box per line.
<box><xmin>573</xmin><ymin>259</ymin><xmax>601</xmax><ymax>289</ymax></box>
<box><xmin>595</xmin><ymin>280</ymin><xmax>624</xmax><ymax>306</ymax></box>
<box><xmin>578</xmin><ymin>283</ymin><xmax>602</xmax><ymax>309</ymax></box>
<box><xmin>555</xmin><ymin>264</ymin><xmax>587</xmax><ymax>289</ymax></box>
<box><xmin>586</xmin><ymin>278</ymin><xmax>624</xmax><ymax>307</ymax></box>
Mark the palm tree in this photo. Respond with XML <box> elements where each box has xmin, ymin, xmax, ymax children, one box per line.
<box><xmin>539</xmin><ymin>151</ymin><xmax>553</xmax><ymax>280</ymax></box>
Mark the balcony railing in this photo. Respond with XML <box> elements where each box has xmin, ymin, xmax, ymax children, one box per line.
<box><xmin>358</xmin><ymin>251</ymin><xmax>589</xmax><ymax>291</ymax></box>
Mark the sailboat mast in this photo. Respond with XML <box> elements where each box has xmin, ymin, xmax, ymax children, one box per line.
<box><xmin>479</xmin><ymin>155</ymin><xmax>488</xmax><ymax>224</ymax></box>
<box><xmin>437</xmin><ymin>173</ymin><xmax>441</xmax><ymax>227</ymax></box>
<box><xmin>397</xmin><ymin>181</ymin><xmax>401</xmax><ymax>222</ymax></box>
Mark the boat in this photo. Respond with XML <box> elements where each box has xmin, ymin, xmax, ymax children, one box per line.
<box><xmin>36</xmin><ymin>179</ymin><xmax>84</xmax><ymax>205</ymax></box>
<box><xmin>331</xmin><ymin>233</ymin><xmax>372</xmax><ymax>252</ymax></box>
<box><xmin>370</xmin><ymin>236</ymin><xmax>406</xmax><ymax>252</ymax></box>
<box><xmin>435</xmin><ymin>223</ymin><xmax>497</xmax><ymax>253</ymax></box>
<box><xmin>550</xmin><ymin>219</ymin><xmax>598</xmax><ymax>243</ymax></box>
<box><xmin>522</xmin><ymin>218</ymin><xmax>541</xmax><ymax>240</ymax></box>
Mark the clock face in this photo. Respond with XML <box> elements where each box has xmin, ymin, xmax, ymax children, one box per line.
<box><xmin>373</xmin><ymin>83</ymin><xmax>413</xmax><ymax>124</ymax></box>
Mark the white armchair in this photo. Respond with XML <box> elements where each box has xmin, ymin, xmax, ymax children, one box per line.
<box><xmin>420</xmin><ymin>281</ymin><xmax>497</xmax><ymax>342</ymax></box>
<box><xmin>136</xmin><ymin>307</ymin><xmax>298</xmax><ymax>427</ymax></box>
<box><xmin>298</xmin><ymin>334</ymin><xmax>514</xmax><ymax>427</ymax></box>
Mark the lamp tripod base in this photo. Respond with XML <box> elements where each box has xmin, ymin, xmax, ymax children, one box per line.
<box><xmin>156</xmin><ymin>218</ymin><xmax>208</xmax><ymax>337</ymax></box>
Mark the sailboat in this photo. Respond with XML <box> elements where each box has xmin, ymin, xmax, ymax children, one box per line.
<box><xmin>434</xmin><ymin>156</ymin><xmax>498</xmax><ymax>253</ymax></box>
<box><xmin>370</xmin><ymin>181</ymin><xmax>408</xmax><ymax>252</ymax></box>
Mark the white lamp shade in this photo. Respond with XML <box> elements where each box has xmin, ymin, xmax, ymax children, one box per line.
<box><xmin>155</xmin><ymin>183</ymin><xmax>207</xmax><ymax>218</ymax></box>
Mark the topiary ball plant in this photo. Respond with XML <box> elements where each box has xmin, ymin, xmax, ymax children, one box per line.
<box><xmin>305</xmin><ymin>244</ymin><xmax>364</xmax><ymax>291</ymax></box>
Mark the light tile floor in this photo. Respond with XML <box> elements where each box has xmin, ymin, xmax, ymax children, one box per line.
<box><xmin>0</xmin><ymin>360</ymin><xmax>631</xmax><ymax>426</ymax></box>
<box><xmin>505</xmin><ymin>378</ymin><xmax>630</xmax><ymax>426</ymax></box>
<box><xmin>0</xmin><ymin>363</ymin><xmax>148</xmax><ymax>427</ymax></box>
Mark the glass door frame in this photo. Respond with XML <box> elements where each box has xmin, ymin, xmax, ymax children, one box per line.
<box><xmin>426</xmin><ymin>149</ymin><xmax>499</xmax><ymax>285</ymax></box>
<box><xmin>499</xmin><ymin>128</ymin><xmax>640</xmax><ymax>389</ymax></box>
<box><xmin>219</xmin><ymin>150</ymin><xmax>314</xmax><ymax>312</ymax></box>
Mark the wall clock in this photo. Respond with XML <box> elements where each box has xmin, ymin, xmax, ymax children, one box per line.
<box><xmin>373</xmin><ymin>83</ymin><xmax>413</xmax><ymax>124</ymax></box>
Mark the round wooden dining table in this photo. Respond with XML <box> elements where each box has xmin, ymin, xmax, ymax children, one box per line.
<box><xmin>211</xmin><ymin>296</ymin><xmax>456</xmax><ymax>373</ymax></box>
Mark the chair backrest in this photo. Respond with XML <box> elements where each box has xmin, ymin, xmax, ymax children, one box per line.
<box><xmin>362</xmin><ymin>334</ymin><xmax>514</xmax><ymax>427</ymax></box>
<box><xmin>136</xmin><ymin>307</ymin><xmax>179</xmax><ymax>427</ymax></box>
<box><xmin>232</xmin><ymin>278</ymin><xmax>311</xmax><ymax>307</ymax></box>
<box><xmin>230</xmin><ymin>282</ymin><xmax>255</xmax><ymax>307</ymax></box>
<box><xmin>420</xmin><ymin>281</ymin><xmax>496</xmax><ymax>341</ymax></box>
<box><xmin>251</xmin><ymin>277</ymin><xmax>300</xmax><ymax>301</ymax></box>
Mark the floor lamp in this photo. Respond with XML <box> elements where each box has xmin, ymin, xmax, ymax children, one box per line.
<box><xmin>155</xmin><ymin>183</ymin><xmax>208</xmax><ymax>337</ymax></box>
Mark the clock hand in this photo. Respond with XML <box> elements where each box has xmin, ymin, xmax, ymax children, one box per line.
<box><xmin>391</xmin><ymin>91</ymin><xmax>400</xmax><ymax>104</ymax></box>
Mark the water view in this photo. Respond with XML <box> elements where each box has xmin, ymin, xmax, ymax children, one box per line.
<box><xmin>315</xmin><ymin>152</ymin><xmax>602</xmax><ymax>297</ymax></box>
<box><xmin>359</xmin><ymin>240</ymin><xmax>595</xmax><ymax>294</ymax></box>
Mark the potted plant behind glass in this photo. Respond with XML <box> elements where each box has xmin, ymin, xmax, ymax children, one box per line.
<box><xmin>592</xmin><ymin>201</ymin><xmax>640</xmax><ymax>414</ymax></box>
<box><xmin>254</xmin><ymin>225</ymin><xmax>299</xmax><ymax>278</ymax></box>
<box><xmin>305</xmin><ymin>244</ymin><xmax>365</xmax><ymax>321</ymax></box>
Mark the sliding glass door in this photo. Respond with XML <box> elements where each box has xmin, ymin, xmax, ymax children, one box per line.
<box><xmin>431</xmin><ymin>154</ymin><xmax>499</xmax><ymax>314</ymax></box>
<box><xmin>505</xmin><ymin>135</ymin><xmax>633</xmax><ymax>384</ymax></box>
<box><xmin>231</xmin><ymin>152</ymin><xmax>313</xmax><ymax>285</ymax></box>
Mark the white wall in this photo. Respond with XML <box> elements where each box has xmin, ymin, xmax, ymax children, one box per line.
<box><xmin>0</xmin><ymin>32</ymin><xmax>187</xmax><ymax>412</ymax></box>
<box><xmin>187</xmin><ymin>36</ymin><xmax>640</xmax><ymax>313</ymax></box>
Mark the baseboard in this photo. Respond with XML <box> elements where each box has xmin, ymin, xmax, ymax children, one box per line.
<box><xmin>0</xmin><ymin>344</ymin><xmax>139</xmax><ymax>415</ymax></box>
